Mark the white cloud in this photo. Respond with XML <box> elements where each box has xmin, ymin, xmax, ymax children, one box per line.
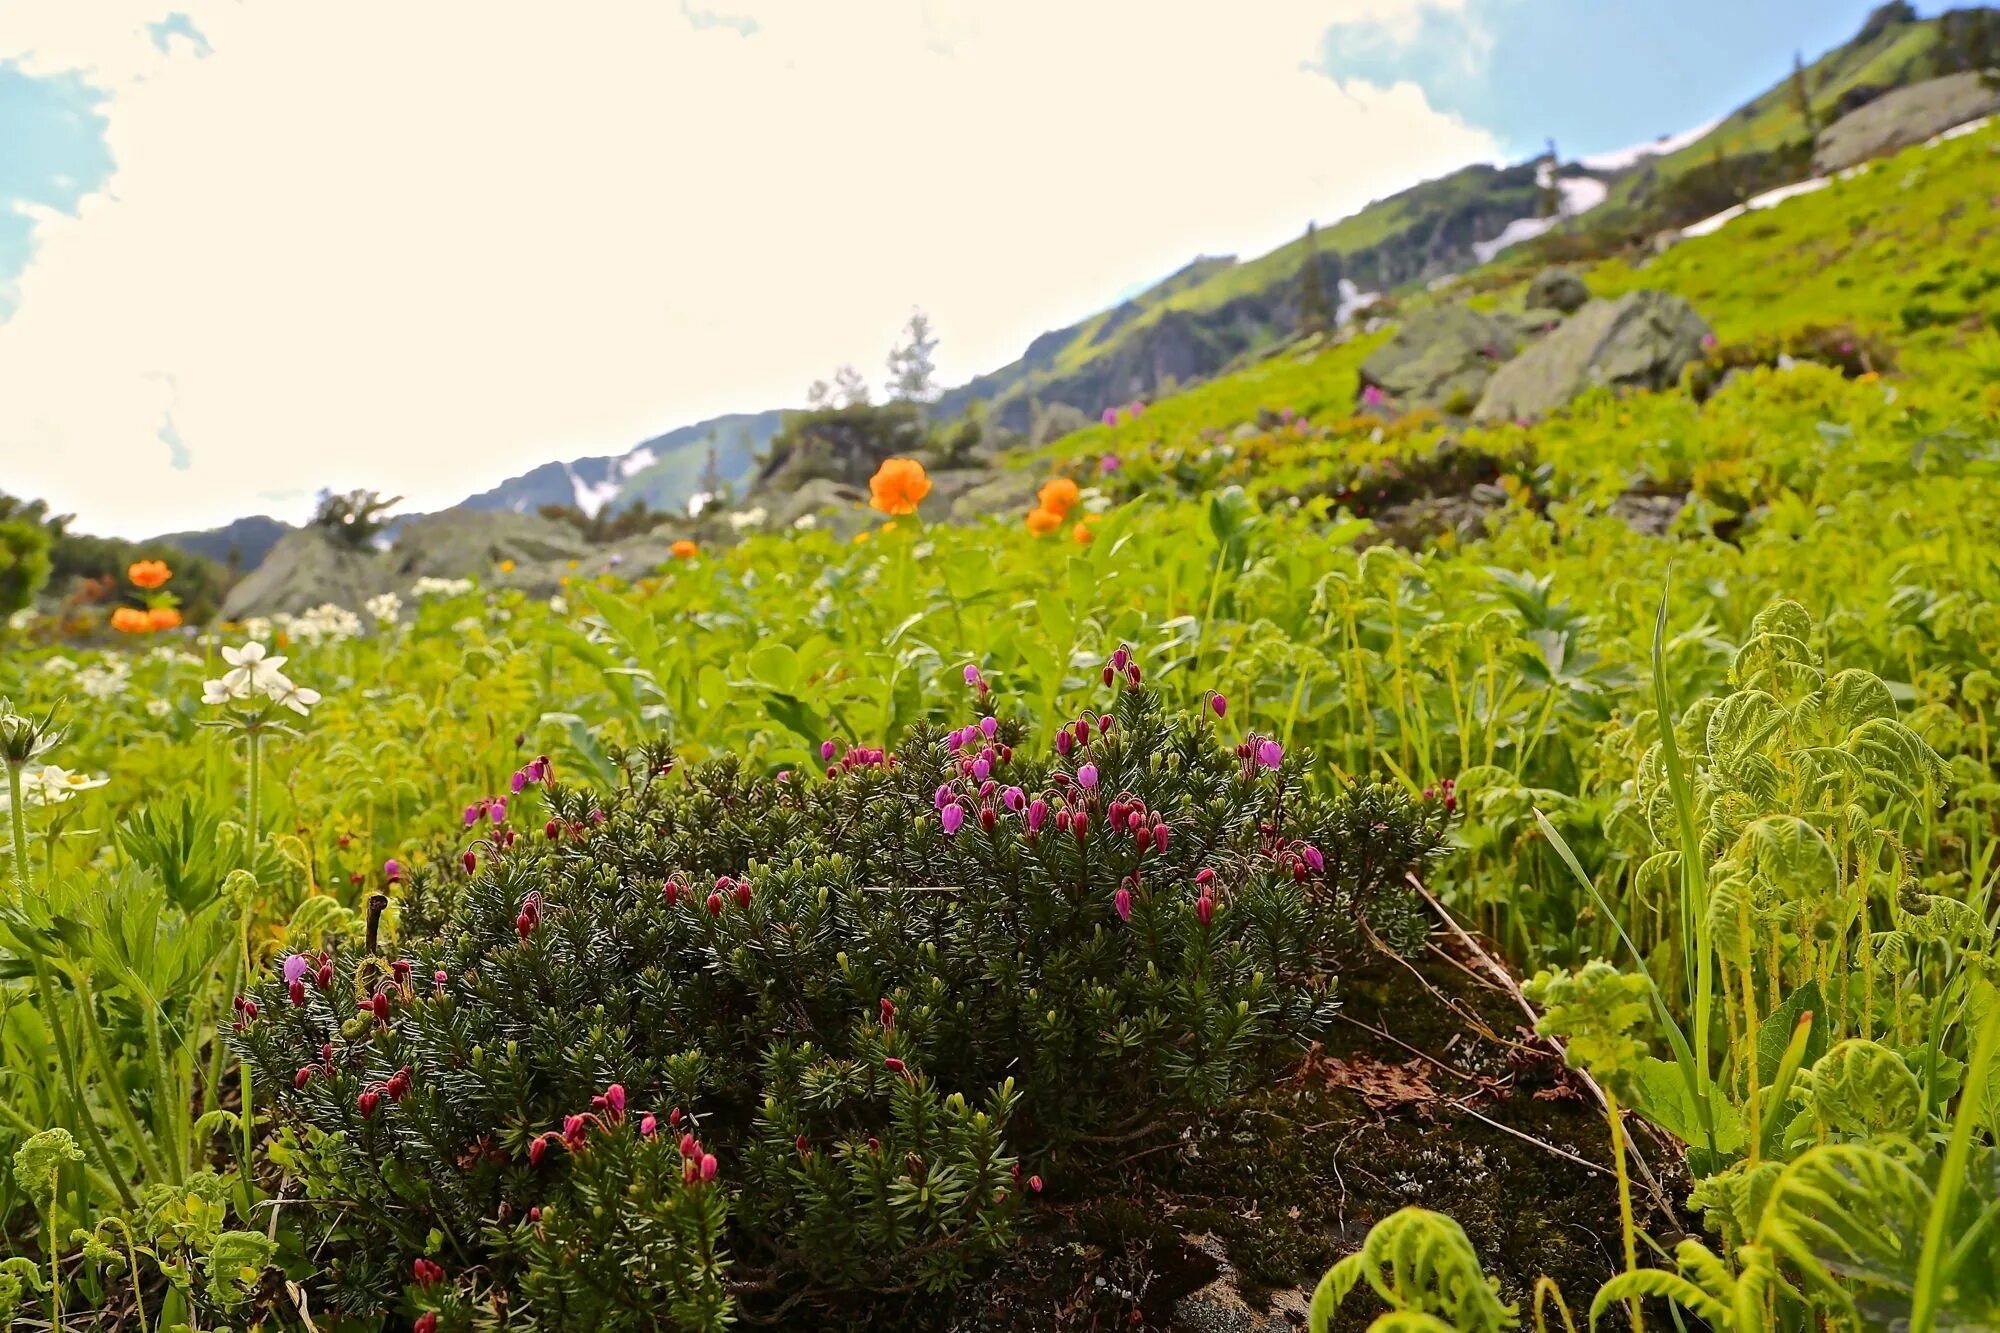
<box><xmin>0</xmin><ymin>1</ymin><xmax>1499</xmax><ymax>536</ymax></box>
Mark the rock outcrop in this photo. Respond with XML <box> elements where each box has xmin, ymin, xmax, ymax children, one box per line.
<box><xmin>1526</xmin><ymin>266</ymin><xmax>1590</xmax><ymax>315</ymax></box>
<box><xmin>1359</xmin><ymin>306</ymin><xmax>1522</xmax><ymax>413</ymax></box>
<box><xmin>1473</xmin><ymin>290</ymin><xmax>1711</xmax><ymax>423</ymax></box>
<box><xmin>1814</xmin><ymin>72</ymin><xmax>2000</xmax><ymax>173</ymax></box>
<box><xmin>218</xmin><ymin>528</ymin><xmax>395</xmax><ymax>620</ymax></box>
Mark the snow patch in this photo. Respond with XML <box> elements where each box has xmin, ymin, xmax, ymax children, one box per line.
<box><xmin>1470</xmin><ymin>161</ymin><xmax>1609</xmax><ymax>264</ymax></box>
<box><xmin>567</xmin><ymin>462</ymin><xmax>624</xmax><ymax>517</ymax></box>
<box><xmin>618</xmin><ymin>446</ymin><xmax>657</xmax><ymax>479</ymax></box>
<box><xmin>1579</xmin><ymin>118</ymin><xmax>1722</xmax><ymax>172</ymax></box>
<box><xmin>1334</xmin><ymin>277</ymin><xmax>1379</xmax><ymax>326</ymax></box>
<box><xmin>1928</xmin><ymin>114</ymin><xmax>1991</xmax><ymax>148</ymax></box>
<box><xmin>1679</xmin><ymin>176</ymin><xmax>1832</xmax><ymax>239</ymax></box>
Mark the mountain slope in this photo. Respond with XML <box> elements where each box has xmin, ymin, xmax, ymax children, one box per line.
<box><xmin>455</xmin><ymin>409</ymin><xmax>787</xmax><ymax>517</ymax></box>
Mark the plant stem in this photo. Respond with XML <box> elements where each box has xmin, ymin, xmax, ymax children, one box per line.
<box><xmin>74</xmin><ymin>974</ymin><xmax>168</xmax><ymax>1185</ymax></box>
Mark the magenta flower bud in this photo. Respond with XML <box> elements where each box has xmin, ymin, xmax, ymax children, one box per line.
<box><xmin>465</xmin><ymin>803</ymin><xmax>482</xmax><ymax>826</ymax></box>
<box><xmin>1196</xmin><ymin>893</ymin><xmax>1215</xmax><ymax>927</ymax></box>
<box><xmin>1155</xmin><ymin>823</ymin><xmax>1172</xmax><ymax>852</ymax></box>
<box><xmin>1026</xmin><ymin>798</ymin><xmax>1048</xmax><ymax>833</ymax></box>
<box><xmin>641</xmin><ymin>1113</ymin><xmax>657</xmax><ymax>1137</ymax></box>
<box><xmin>700</xmin><ymin>1153</ymin><xmax>718</xmax><ymax>1182</ymax></box>
<box><xmin>462</xmin><ymin>850</ymin><xmax>477</xmax><ymax>874</ymax></box>
<box><xmin>820</xmin><ymin>739</ymin><xmax>837</xmax><ymax>761</ymax></box>
<box><xmin>941</xmin><ymin>804</ymin><xmax>965</xmax><ymax>836</ymax></box>
<box><xmin>1101</xmin><ymin>406</ymin><xmax>1117</xmax><ymax>426</ymax></box>
<box><xmin>511</xmin><ymin>769</ymin><xmax>528</xmax><ymax>794</ymax></box>
<box><xmin>1256</xmin><ymin>739</ymin><xmax>1284</xmax><ymax>769</ymax></box>
<box><xmin>934</xmin><ymin>784</ymin><xmax>953</xmax><ymax>811</ymax></box>
<box><xmin>294</xmin><ymin>1065</ymin><xmax>314</xmax><ymax>1090</ymax></box>
<box><xmin>1195</xmin><ymin>867</ymin><xmax>1215</xmax><ymax>886</ymax></box>
<box><xmin>1003</xmin><ymin>786</ymin><xmax>1026</xmax><ymax>813</ymax></box>
<box><xmin>972</xmin><ymin>757</ymin><xmax>991</xmax><ymax>782</ymax></box>
<box><xmin>490</xmin><ymin>798</ymin><xmax>506</xmax><ymax>822</ymax></box>
<box><xmin>1210</xmin><ymin>693</ymin><xmax>1227</xmax><ymax>719</ymax></box>
<box><xmin>884</xmin><ymin>1057</ymin><xmax>906</xmax><ymax>1074</ymax></box>
<box><xmin>1301</xmin><ymin>844</ymin><xmax>1324</xmax><ymax>874</ymax></box>
<box><xmin>1114</xmin><ymin>887</ymin><xmax>1132</xmax><ymax>922</ymax></box>
<box><xmin>289</xmin><ymin>979</ymin><xmax>306</xmax><ymax>1006</ymax></box>
<box><xmin>980</xmin><ymin>716</ymin><xmax>998</xmax><ymax>740</ymax></box>
<box><xmin>1077</xmin><ymin>763</ymin><xmax>1099</xmax><ymax>790</ymax></box>
<box><xmin>1055</xmin><ymin>730</ymin><xmax>1074</xmax><ymax>757</ymax></box>
<box><xmin>963</xmin><ymin>664</ymin><xmax>981</xmax><ymax>685</ymax></box>
<box><xmin>604</xmin><ymin>1084</ymin><xmax>626</xmax><ymax>1116</ymax></box>
<box><xmin>384</xmin><ymin>858</ymin><xmax>402</xmax><ymax>883</ymax></box>
<box><xmin>1111</xmin><ymin>647</ymin><xmax>1129</xmax><ymax>670</ymax></box>
<box><xmin>434</xmin><ymin>969</ymin><xmax>448</xmax><ymax>992</ymax></box>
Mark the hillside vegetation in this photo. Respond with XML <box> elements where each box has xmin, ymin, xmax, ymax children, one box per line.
<box><xmin>3</xmin><ymin>90</ymin><xmax>2000</xmax><ymax>1333</ymax></box>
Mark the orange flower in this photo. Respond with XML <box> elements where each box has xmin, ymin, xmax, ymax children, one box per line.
<box><xmin>146</xmin><ymin>606</ymin><xmax>183</xmax><ymax>631</ymax></box>
<box><xmin>1037</xmin><ymin>477</ymin><xmax>1081</xmax><ymax>519</ymax></box>
<box><xmin>128</xmin><ymin>559</ymin><xmax>172</xmax><ymax>589</ymax></box>
<box><xmin>868</xmin><ymin>457</ymin><xmax>932</xmax><ymax>516</ymax></box>
<box><xmin>1071</xmin><ymin>521</ymin><xmax>1093</xmax><ymax>545</ymax></box>
<box><xmin>110</xmin><ymin>606</ymin><xmax>152</xmax><ymax>633</ymax></box>
<box><xmin>1024</xmin><ymin>507</ymin><xmax>1062</xmax><ymax>536</ymax></box>
<box><xmin>671</xmin><ymin>539</ymin><xmax>699</xmax><ymax>559</ymax></box>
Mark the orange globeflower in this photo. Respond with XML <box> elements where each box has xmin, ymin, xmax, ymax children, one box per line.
<box><xmin>110</xmin><ymin>606</ymin><xmax>152</xmax><ymax>633</ymax></box>
<box><xmin>1072</xmin><ymin>521</ymin><xmax>1093</xmax><ymax>545</ymax></box>
<box><xmin>128</xmin><ymin>559</ymin><xmax>172</xmax><ymax>589</ymax></box>
<box><xmin>1037</xmin><ymin>477</ymin><xmax>1081</xmax><ymax>519</ymax></box>
<box><xmin>869</xmin><ymin>457</ymin><xmax>932</xmax><ymax>516</ymax></box>
<box><xmin>671</xmin><ymin>539</ymin><xmax>698</xmax><ymax>559</ymax></box>
<box><xmin>147</xmin><ymin>606</ymin><xmax>183</xmax><ymax>631</ymax></box>
<box><xmin>1024</xmin><ymin>507</ymin><xmax>1062</xmax><ymax>536</ymax></box>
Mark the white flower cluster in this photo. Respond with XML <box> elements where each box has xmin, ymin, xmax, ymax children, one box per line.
<box><xmin>275</xmin><ymin>603</ymin><xmax>364</xmax><ymax>645</ymax></box>
<box><xmin>76</xmin><ymin>660</ymin><xmax>133</xmax><ymax>700</ymax></box>
<box><xmin>725</xmin><ymin>506</ymin><xmax>769</xmax><ymax>532</ymax></box>
<box><xmin>6</xmin><ymin>608</ymin><xmax>35</xmax><ymax>631</ymax></box>
<box><xmin>39</xmin><ymin>655</ymin><xmax>79</xmax><ymax>676</ymax></box>
<box><xmin>201</xmin><ymin>642</ymin><xmax>322</xmax><ymax>716</ymax></box>
<box><xmin>365</xmin><ymin>591</ymin><xmax>403</xmax><ymax>625</ymax></box>
<box><xmin>411</xmin><ymin>576</ymin><xmax>474</xmax><ymax>598</ymax></box>
<box><xmin>0</xmin><ymin>764</ymin><xmax>108</xmax><ymax>811</ymax></box>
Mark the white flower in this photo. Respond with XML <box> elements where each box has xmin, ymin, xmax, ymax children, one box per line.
<box><xmin>281</xmin><ymin>604</ymin><xmax>363</xmax><ymax>645</ymax></box>
<box><xmin>365</xmin><ymin>592</ymin><xmax>402</xmax><ymax>624</ymax></box>
<box><xmin>725</xmin><ymin>506</ymin><xmax>768</xmax><ymax>532</ymax></box>
<box><xmin>145</xmin><ymin>698</ymin><xmax>172</xmax><ymax>719</ymax></box>
<box><xmin>792</xmin><ymin>514</ymin><xmax>819</xmax><ymax>531</ymax></box>
<box><xmin>219</xmin><ymin>642</ymin><xmax>289</xmax><ymax>698</ymax></box>
<box><xmin>268</xmin><ymin>680</ymin><xmax>322</xmax><ymax>716</ymax></box>
<box><xmin>5</xmin><ymin>609</ymin><xmax>33</xmax><ymax>631</ymax></box>
<box><xmin>202</xmin><ymin>677</ymin><xmax>239</xmax><ymax>705</ymax></box>
<box><xmin>76</xmin><ymin>662</ymin><xmax>132</xmax><ymax>699</ymax></box>
<box><xmin>451</xmin><ymin>616</ymin><xmax>481</xmax><ymax>634</ymax></box>
<box><xmin>411</xmin><ymin>576</ymin><xmax>474</xmax><ymax>598</ymax></box>
<box><xmin>242</xmin><ymin>617</ymin><xmax>273</xmax><ymax>642</ymax></box>
<box><xmin>39</xmin><ymin>656</ymin><xmax>78</xmax><ymax>676</ymax></box>
<box><xmin>7</xmin><ymin>765</ymin><xmax>110</xmax><ymax>807</ymax></box>
<box><xmin>548</xmin><ymin>595</ymin><xmax>568</xmax><ymax>615</ymax></box>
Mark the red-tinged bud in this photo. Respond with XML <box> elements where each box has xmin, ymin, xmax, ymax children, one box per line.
<box><xmin>434</xmin><ymin>969</ymin><xmax>449</xmax><ymax>993</ymax></box>
<box><xmin>734</xmin><ymin>878</ymin><xmax>752</xmax><ymax>909</ymax></box>
<box><xmin>670</xmin><ymin>1107</ymin><xmax>684</xmax><ymax>1127</ymax></box>
<box><xmin>868</xmin><ymin>1137</ymin><xmax>881</xmax><ymax>1153</ymax></box>
<box><xmin>462</xmin><ymin>849</ymin><xmax>477</xmax><ymax>874</ymax></box>
<box><xmin>1029</xmin><ymin>1174</ymin><xmax>1044</xmax><ymax>1193</ymax></box>
<box><xmin>1133</xmin><ymin>824</ymin><xmax>1152</xmax><ymax>853</ymax></box>
<box><xmin>515</xmin><ymin>912</ymin><xmax>532</xmax><ymax>939</ymax></box>
<box><xmin>358</xmin><ymin>1089</ymin><xmax>380</xmax><ymax>1118</ymax></box>
<box><xmin>603</xmin><ymin>1084</ymin><xmax>626</xmax><ymax>1117</ymax></box>
<box><xmin>884</xmin><ymin>1057</ymin><xmax>906</xmax><ymax>1075</ymax></box>
<box><xmin>1196</xmin><ymin>892</ymin><xmax>1215</xmax><ymax>927</ymax></box>
<box><xmin>320</xmin><ymin>1042</ymin><xmax>333</xmax><ymax>1062</ymax></box>
<box><xmin>700</xmin><ymin>1153</ymin><xmax>718</xmax><ymax>1181</ymax></box>
<box><xmin>640</xmin><ymin>1114</ymin><xmax>657</xmax><ymax>1137</ymax></box>
<box><xmin>1072</xmin><ymin>811</ymin><xmax>1090</xmax><ymax>841</ymax></box>
<box><xmin>1055</xmin><ymin>809</ymin><xmax>1072</xmax><ymax>834</ymax></box>
<box><xmin>664</xmin><ymin>878</ymin><xmax>681</xmax><ymax>906</ymax></box>
<box><xmin>392</xmin><ymin>958</ymin><xmax>412</xmax><ymax>985</ymax></box>
<box><xmin>796</xmin><ymin>1134</ymin><xmax>810</xmax><ymax>1156</ymax></box>
<box><xmin>680</xmin><ymin>1132</ymin><xmax>698</xmax><ymax>1158</ymax></box>
<box><xmin>529</xmin><ymin>1206</ymin><xmax>542</xmax><ymax>1222</ymax></box>
<box><xmin>705</xmin><ymin>891</ymin><xmax>723</xmax><ymax>916</ymax></box>
<box><xmin>880</xmin><ymin>996</ymin><xmax>895</xmax><ymax>1027</ymax></box>
<box><xmin>1195</xmin><ymin>867</ymin><xmax>1215</xmax><ymax>886</ymax></box>
<box><xmin>979</xmin><ymin>805</ymin><xmax>996</xmax><ymax>831</ymax></box>
<box><xmin>294</xmin><ymin>1066</ymin><xmax>314</xmax><ymax>1090</ymax></box>
<box><xmin>1102</xmin><ymin>665</ymin><xmax>1115</xmax><ymax>686</ymax></box>
<box><xmin>1155</xmin><ymin>823</ymin><xmax>1171</xmax><ymax>852</ymax></box>
<box><xmin>316</xmin><ymin>962</ymin><xmax>334</xmax><ymax>990</ymax></box>
<box><xmin>999</xmin><ymin>744</ymin><xmax>1013</xmax><ymax>763</ymax></box>
<box><xmin>683</xmin><ymin>1157</ymin><xmax>699</xmax><ymax>1184</ymax></box>
<box><xmin>290</xmin><ymin>979</ymin><xmax>306</xmax><ymax>1007</ymax></box>
<box><xmin>529</xmin><ymin>1135</ymin><xmax>551</xmax><ymax>1167</ymax></box>
<box><xmin>1114</xmin><ymin>887</ymin><xmax>1133</xmax><ymax>922</ymax></box>
<box><xmin>545</xmin><ymin>819</ymin><xmax>561</xmax><ymax>840</ymax></box>
<box><xmin>1098</xmin><ymin>715</ymin><xmax>1113</xmax><ymax>735</ymax></box>
<box><xmin>241</xmin><ymin>998</ymin><xmax>259</xmax><ymax>1021</ymax></box>
<box><xmin>415</xmin><ymin>1314</ymin><xmax>438</xmax><ymax>1333</ymax></box>
<box><xmin>372</xmin><ymin>991</ymin><xmax>391</xmax><ymax>1022</ymax></box>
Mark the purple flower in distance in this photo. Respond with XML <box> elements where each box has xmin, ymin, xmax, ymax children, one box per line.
<box><xmin>1101</xmin><ymin>407</ymin><xmax>1118</xmax><ymax>426</ymax></box>
<box><xmin>963</xmin><ymin>664</ymin><xmax>982</xmax><ymax>686</ymax></box>
<box><xmin>1100</xmin><ymin>453</ymin><xmax>1122</xmax><ymax>474</ymax></box>
<box><xmin>1361</xmin><ymin>384</ymin><xmax>1386</xmax><ymax>409</ymax></box>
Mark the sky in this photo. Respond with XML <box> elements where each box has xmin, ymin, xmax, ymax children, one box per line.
<box><xmin>0</xmin><ymin>0</ymin><xmax>1936</xmax><ymax>536</ymax></box>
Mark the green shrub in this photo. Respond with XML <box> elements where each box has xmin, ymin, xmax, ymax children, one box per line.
<box><xmin>0</xmin><ymin>517</ymin><xmax>53</xmax><ymax>619</ymax></box>
<box><xmin>237</xmin><ymin>665</ymin><xmax>1450</xmax><ymax>1328</ymax></box>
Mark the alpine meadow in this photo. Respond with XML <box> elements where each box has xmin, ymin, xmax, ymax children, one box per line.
<box><xmin>6</xmin><ymin>4</ymin><xmax>2000</xmax><ymax>1330</ymax></box>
